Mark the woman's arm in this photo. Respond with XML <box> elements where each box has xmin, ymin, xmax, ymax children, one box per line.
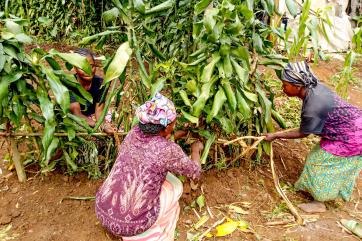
<box><xmin>190</xmin><ymin>141</ymin><xmax>203</xmax><ymax>164</ymax></box>
<box><xmin>264</xmin><ymin>128</ymin><xmax>309</xmax><ymax>142</ymax></box>
<box><xmin>95</xmin><ymin>103</ymin><xmax>116</xmax><ymax>134</ymax></box>
<box><xmin>70</xmin><ymin>102</ymin><xmax>95</xmax><ymax>127</ymax></box>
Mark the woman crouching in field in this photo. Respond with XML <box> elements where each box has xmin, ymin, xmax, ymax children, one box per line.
<box><xmin>95</xmin><ymin>93</ymin><xmax>203</xmax><ymax>240</ymax></box>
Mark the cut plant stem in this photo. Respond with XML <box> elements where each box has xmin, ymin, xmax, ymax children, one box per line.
<box><xmin>270</xmin><ymin>143</ymin><xmax>304</xmax><ymax>225</ymax></box>
<box><xmin>219</xmin><ymin>136</ymin><xmax>265</xmax><ymax>146</ymax></box>
<box><xmin>10</xmin><ymin>137</ymin><xmax>26</xmax><ymax>182</ymax></box>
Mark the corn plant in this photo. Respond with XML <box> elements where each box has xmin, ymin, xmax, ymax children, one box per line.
<box><xmin>0</xmin><ymin>0</ymin><xmax>110</xmax><ymax>41</ymax></box>
<box><xmin>80</xmin><ymin>0</ymin><xmax>296</xmax><ymax>164</ymax></box>
<box><xmin>0</xmin><ymin>15</ymin><xmax>132</xmax><ymax>177</ymax></box>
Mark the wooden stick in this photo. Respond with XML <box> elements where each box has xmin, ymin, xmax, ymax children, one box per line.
<box><xmin>220</xmin><ymin>136</ymin><xmax>265</xmax><ymax>146</ymax></box>
<box><xmin>270</xmin><ymin>143</ymin><xmax>304</xmax><ymax>224</ymax></box>
<box><xmin>198</xmin><ymin>217</ymin><xmax>226</xmax><ymax>241</ymax></box>
<box><xmin>0</xmin><ymin>132</ymin><xmax>127</xmax><ymax>137</ymax></box>
<box><xmin>10</xmin><ymin>137</ymin><xmax>26</xmax><ymax>182</ymax></box>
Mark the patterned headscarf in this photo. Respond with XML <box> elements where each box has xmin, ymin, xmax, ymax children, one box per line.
<box><xmin>282</xmin><ymin>61</ymin><xmax>319</xmax><ymax>88</ymax></box>
<box><xmin>136</xmin><ymin>93</ymin><xmax>177</xmax><ymax>127</ymax></box>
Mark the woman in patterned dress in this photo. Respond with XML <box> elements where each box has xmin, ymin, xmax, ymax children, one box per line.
<box><xmin>265</xmin><ymin>61</ymin><xmax>362</xmax><ymax>212</ymax></box>
<box><xmin>95</xmin><ymin>93</ymin><xmax>203</xmax><ymax>240</ymax></box>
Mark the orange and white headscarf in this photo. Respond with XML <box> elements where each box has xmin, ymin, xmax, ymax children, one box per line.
<box><xmin>136</xmin><ymin>93</ymin><xmax>177</xmax><ymax>127</ymax></box>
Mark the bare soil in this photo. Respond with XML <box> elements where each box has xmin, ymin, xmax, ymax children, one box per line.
<box><xmin>0</xmin><ymin>55</ymin><xmax>361</xmax><ymax>241</ymax></box>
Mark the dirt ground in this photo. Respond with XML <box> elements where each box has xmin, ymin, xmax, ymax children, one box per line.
<box><xmin>0</xmin><ymin>55</ymin><xmax>362</xmax><ymax>241</ymax></box>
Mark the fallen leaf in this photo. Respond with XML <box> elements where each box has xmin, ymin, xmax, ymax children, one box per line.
<box><xmin>229</xmin><ymin>205</ymin><xmax>249</xmax><ymax>215</ymax></box>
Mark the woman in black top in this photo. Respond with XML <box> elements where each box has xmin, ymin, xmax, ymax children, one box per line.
<box><xmin>69</xmin><ymin>48</ymin><xmax>114</xmax><ymax>134</ymax></box>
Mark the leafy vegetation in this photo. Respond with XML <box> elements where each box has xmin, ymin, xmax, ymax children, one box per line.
<box><xmin>0</xmin><ymin>0</ymin><xmax>358</xmax><ymax>177</ymax></box>
<box><xmin>333</xmin><ymin>15</ymin><xmax>362</xmax><ymax>98</ymax></box>
<box><xmin>0</xmin><ymin>16</ymin><xmax>131</xmax><ymax>177</ymax></box>
<box><xmin>0</xmin><ymin>0</ymin><xmax>111</xmax><ymax>42</ymax></box>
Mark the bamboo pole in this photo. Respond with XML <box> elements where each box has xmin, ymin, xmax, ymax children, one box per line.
<box><xmin>10</xmin><ymin>137</ymin><xmax>27</xmax><ymax>182</ymax></box>
<box><xmin>0</xmin><ymin>132</ymin><xmax>127</xmax><ymax>137</ymax></box>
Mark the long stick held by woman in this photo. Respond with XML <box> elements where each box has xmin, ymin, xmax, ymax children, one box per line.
<box><xmin>265</xmin><ymin>61</ymin><xmax>362</xmax><ymax>212</ymax></box>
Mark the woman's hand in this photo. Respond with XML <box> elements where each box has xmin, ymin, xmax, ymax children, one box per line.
<box><xmin>102</xmin><ymin>123</ymin><xmax>117</xmax><ymax>134</ymax></box>
<box><xmin>190</xmin><ymin>141</ymin><xmax>204</xmax><ymax>165</ymax></box>
<box><xmin>174</xmin><ymin>130</ymin><xmax>188</xmax><ymax>141</ymax></box>
<box><xmin>191</xmin><ymin>141</ymin><xmax>204</xmax><ymax>153</ymax></box>
<box><xmin>263</xmin><ymin>133</ymin><xmax>278</xmax><ymax>142</ymax></box>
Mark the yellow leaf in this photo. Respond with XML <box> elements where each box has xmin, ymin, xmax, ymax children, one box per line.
<box><xmin>237</xmin><ymin>220</ymin><xmax>249</xmax><ymax>230</ymax></box>
<box><xmin>215</xmin><ymin>221</ymin><xmax>239</xmax><ymax>237</ymax></box>
<box><xmin>205</xmin><ymin>233</ymin><xmax>213</xmax><ymax>238</ymax></box>
<box><xmin>7</xmin><ymin>164</ymin><xmax>14</xmax><ymax>171</ymax></box>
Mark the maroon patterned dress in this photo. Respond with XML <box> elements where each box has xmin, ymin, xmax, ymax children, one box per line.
<box><xmin>95</xmin><ymin>126</ymin><xmax>201</xmax><ymax>237</ymax></box>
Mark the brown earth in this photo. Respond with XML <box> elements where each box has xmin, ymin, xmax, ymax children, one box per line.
<box><xmin>0</xmin><ymin>56</ymin><xmax>362</xmax><ymax>241</ymax></box>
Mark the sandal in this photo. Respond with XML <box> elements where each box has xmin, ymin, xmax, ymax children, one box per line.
<box><xmin>341</xmin><ymin>219</ymin><xmax>362</xmax><ymax>238</ymax></box>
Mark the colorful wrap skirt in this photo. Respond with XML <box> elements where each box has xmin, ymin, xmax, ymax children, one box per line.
<box><xmin>122</xmin><ymin>173</ymin><xmax>183</xmax><ymax>241</ymax></box>
<box><xmin>295</xmin><ymin>143</ymin><xmax>362</xmax><ymax>202</ymax></box>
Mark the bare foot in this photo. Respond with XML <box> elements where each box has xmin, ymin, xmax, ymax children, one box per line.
<box><xmin>298</xmin><ymin>201</ymin><xmax>326</xmax><ymax>213</ymax></box>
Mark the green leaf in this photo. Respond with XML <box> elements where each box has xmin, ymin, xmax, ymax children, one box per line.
<box><xmin>285</xmin><ymin>0</ymin><xmax>298</xmax><ymax>18</ymax></box>
<box><xmin>104</xmin><ymin>42</ymin><xmax>132</xmax><ymax>84</ymax></box>
<box><xmin>192</xmin><ymin>78</ymin><xmax>217</xmax><ymax>117</ymax></box>
<box><xmin>38</xmin><ymin>17</ymin><xmax>52</xmax><ymax>26</ymax></box>
<box><xmin>271</xmin><ymin>109</ymin><xmax>286</xmax><ymax>129</ymax></box>
<box><xmin>241</xmin><ymin>90</ymin><xmax>258</xmax><ymax>102</ymax></box>
<box><xmin>0</xmin><ymin>78</ymin><xmax>9</xmax><ymax>116</ymax></box>
<box><xmin>200</xmin><ymin>133</ymin><xmax>216</xmax><ymax>164</ymax></box>
<box><xmin>231</xmin><ymin>46</ymin><xmax>250</xmax><ymax>70</ymax></box>
<box><xmin>206</xmin><ymin>88</ymin><xmax>227</xmax><ymax>123</ymax></box>
<box><xmin>256</xmin><ymin>85</ymin><xmax>272</xmax><ymax>125</ymax></box>
<box><xmin>67</xmin><ymin>113</ymin><xmax>92</xmax><ymax>132</ymax></box>
<box><xmin>45</xmin><ymin>137</ymin><xmax>60</xmax><ymax>164</ymax></box>
<box><xmin>148</xmin><ymin>43</ymin><xmax>166</xmax><ymax>61</ymax></box>
<box><xmin>218</xmin><ymin>116</ymin><xmax>233</xmax><ymax>134</ymax></box>
<box><xmin>230</xmin><ymin>57</ymin><xmax>248</xmax><ymax>84</ymax></box>
<box><xmin>43</xmin><ymin>67</ymin><xmax>70</xmax><ymax>113</ymax></box>
<box><xmin>49</xmin><ymin>49</ymin><xmax>92</xmax><ymax>76</ymax></box>
<box><xmin>196</xmin><ymin>194</ymin><xmax>205</xmax><ymax>209</ymax></box>
<box><xmin>180</xmin><ymin>90</ymin><xmax>192</xmax><ymax>107</ymax></box>
<box><xmin>222</xmin><ymin>79</ymin><xmax>236</xmax><ymax>112</ymax></box>
<box><xmin>5</xmin><ymin>20</ymin><xmax>22</xmax><ymax>34</ymax></box>
<box><xmin>0</xmin><ymin>44</ymin><xmax>5</xmax><ymax>72</ymax></box>
<box><xmin>79</xmin><ymin>30</ymin><xmax>121</xmax><ymax>45</ymax></box>
<box><xmin>102</xmin><ymin>7</ymin><xmax>120</xmax><ymax>23</ymax></box>
<box><xmin>151</xmin><ymin>77</ymin><xmax>167</xmax><ymax>97</ymax></box>
<box><xmin>36</xmin><ymin>88</ymin><xmax>56</xmax><ymax>163</ymax></box>
<box><xmin>185</xmin><ymin>79</ymin><xmax>198</xmax><ymax>95</ymax></box>
<box><xmin>236</xmin><ymin>90</ymin><xmax>251</xmax><ymax>119</ymax></box>
<box><xmin>246</xmin><ymin>0</ymin><xmax>254</xmax><ymax>10</ymax></box>
<box><xmin>63</xmin><ymin>149</ymin><xmax>78</xmax><ymax>172</ymax></box>
<box><xmin>223</xmin><ymin>55</ymin><xmax>233</xmax><ymax>78</ymax></box>
<box><xmin>204</xmin><ymin>8</ymin><xmax>219</xmax><ymax>33</ymax></box>
<box><xmin>201</xmin><ymin>53</ymin><xmax>220</xmax><ymax>83</ymax></box>
<box><xmin>145</xmin><ymin>0</ymin><xmax>175</xmax><ymax>15</ymax></box>
<box><xmin>252</xmin><ymin>33</ymin><xmax>264</xmax><ymax>53</ymax></box>
<box><xmin>135</xmin><ymin>0</ymin><xmax>147</xmax><ymax>13</ymax></box>
<box><xmin>261</xmin><ymin>0</ymin><xmax>275</xmax><ymax>16</ymax></box>
<box><xmin>181</xmin><ymin>110</ymin><xmax>199</xmax><ymax>125</ymax></box>
<box><xmin>15</xmin><ymin>33</ymin><xmax>32</xmax><ymax>43</ymax></box>
<box><xmin>45</xmin><ymin>57</ymin><xmax>61</xmax><ymax>70</ymax></box>
<box><xmin>195</xmin><ymin>0</ymin><xmax>213</xmax><ymax>15</ymax></box>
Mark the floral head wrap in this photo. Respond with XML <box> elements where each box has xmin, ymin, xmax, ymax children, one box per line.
<box><xmin>136</xmin><ymin>93</ymin><xmax>177</xmax><ymax>127</ymax></box>
<box><xmin>282</xmin><ymin>61</ymin><xmax>319</xmax><ymax>88</ymax></box>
